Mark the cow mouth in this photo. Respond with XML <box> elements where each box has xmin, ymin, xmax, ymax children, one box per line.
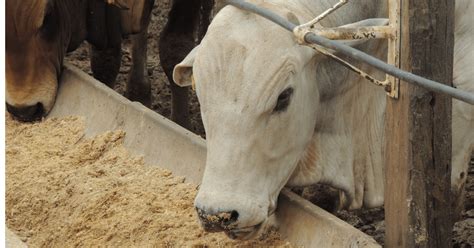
<box><xmin>6</xmin><ymin>102</ymin><xmax>46</xmax><ymax>122</ymax></box>
<box><xmin>223</xmin><ymin>205</ymin><xmax>277</xmax><ymax>240</ymax></box>
<box><xmin>224</xmin><ymin>222</ymin><xmax>264</xmax><ymax>240</ymax></box>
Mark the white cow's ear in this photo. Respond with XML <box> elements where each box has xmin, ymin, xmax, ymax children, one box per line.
<box><xmin>337</xmin><ymin>18</ymin><xmax>389</xmax><ymax>47</ymax></box>
<box><xmin>173</xmin><ymin>46</ymin><xmax>200</xmax><ymax>87</ymax></box>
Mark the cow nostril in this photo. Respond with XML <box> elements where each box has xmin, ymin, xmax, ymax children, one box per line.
<box><xmin>229</xmin><ymin>210</ymin><xmax>239</xmax><ymax>223</ymax></box>
<box><xmin>6</xmin><ymin>102</ymin><xmax>45</xmax><ymax>122</ymax></box>
<box><xmin>214</xmin><ymin>210</ymin><xmax>239</xmax><ymax>225</ymax></box>
<box><xmin>196</xmin><ymin>208</ymin><xmax>240</xmax><ymax>232</ymax></box>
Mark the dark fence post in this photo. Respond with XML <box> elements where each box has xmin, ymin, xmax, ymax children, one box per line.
<box><xmin>384</xmin><ymin>0</ymin><xmax>455</xmax><ymax>247</ymax></box>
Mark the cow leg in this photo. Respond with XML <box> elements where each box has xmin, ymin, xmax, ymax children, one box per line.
<box><xmin>125</xmin><ymin>0</ymin><xmax>154</xmax><ymax>107</ymax></box>
<box><xmin>160</xmin><ymin>39</ymin><xmax>192</xmax><ymax>128</ymax></box>
<box><xmin>90</xmin><ymin>44</ymin><xmax>121</xmax><ymax>88</ymax></box>
<box><xmin>198</xmin><ymin>0</ymin><xmax>214</xmax><ymax>41</ymax></box>
<box><xmin>126</xmin><ymin>27</ymin><xmax>151</xmax><ymax>107</ymax></box>
<box><xmin>159</xmin><ymin>0</ymin><xmax>200</xmax><ymax>129</ymax></box>
<box><xmin>90</xmin><ymin>6</ymin><xmax>122</xmax><ymax>88</ymax></box>
<box><xmin>168</xmin><ymin>71</ymin><xmax>191</xmax><ymax>129</ymax></box>
<box><xmin>159</xmin><ymin>0</ymin><xmax>214</xmax><ymax>129</ymax></box>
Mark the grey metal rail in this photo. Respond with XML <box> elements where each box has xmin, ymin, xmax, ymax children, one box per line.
<box><xmin>225</xmin><ymin>0</ymin><xmax>474</xmax><ymax>105</ymax></box>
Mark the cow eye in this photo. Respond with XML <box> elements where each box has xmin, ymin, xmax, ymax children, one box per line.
<box><xmin>40</xmin><ymin>5</ymin><xmax>58</xmax><ymax>39</ymax></box>
<box><xmin>273</xmin><ymin>87</ymin><xmax>294</xmax><ymax>113</ymax></box>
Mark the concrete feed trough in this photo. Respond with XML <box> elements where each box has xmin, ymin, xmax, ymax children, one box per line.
<box><xmin>7</xmin><ymin>64</ymin><xmax>380</xmax><ymax>247</ymax></box>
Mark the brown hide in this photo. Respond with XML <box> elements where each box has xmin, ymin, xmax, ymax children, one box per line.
<box><xmin>5</xmin><ymin>0</ymin><xmax>152</xmax><ymax>121</ymax></box>
<box><xmin>119</xmin><ymin>0</ymin><xmax>154</xmax><ymax>34</ymax></box>
<box><xmin>5</xmin><ymin>0</ymin><xmax>74</xmax><ymax>120</ymax></box>
<box><xmin>105</xmin><ymin>0</ymin><xmax>154</xmax><ymax>34</ymax></box>
<box><xmin>105</xmin><ymin>0</ymin><xmax>130</xmax><ymax>9</ymax></box>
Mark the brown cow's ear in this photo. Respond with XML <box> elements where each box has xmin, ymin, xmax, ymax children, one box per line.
<box><xmin>173</xmin><ymin>46</ymin><xmax>200</xmax><ymax>87</ymax></box>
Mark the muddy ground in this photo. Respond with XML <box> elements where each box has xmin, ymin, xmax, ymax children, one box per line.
<box><xmin>65</xmin><ymin>1</ymin><xmax>473</xmax><ymax>247</ymax></box>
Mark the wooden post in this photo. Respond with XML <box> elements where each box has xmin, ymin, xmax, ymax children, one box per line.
<box><xmin>384</xmin><ymin>0</ymin><xmax>455</xmax><ymax>247</ymax></box>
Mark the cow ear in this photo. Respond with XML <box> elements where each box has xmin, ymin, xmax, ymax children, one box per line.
<box><xmin>337</xmin><ymin>18</ymin><xmax>389</xmax><ymax>47</ymax></box>
<box><xmin>118</xmin><ymin>0</ymin><xmax>154</xmax><ymax>34</ymax></box>
<box><xmin>173</xmin><ymin>46</ymin><xmax>200</xmax><ymax>87</ymax></box>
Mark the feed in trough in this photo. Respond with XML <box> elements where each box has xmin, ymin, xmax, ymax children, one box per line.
<box><xmin>6</xmin><ymin>114</ymin><xmax>291</xmax><ymax>247</ymax></box>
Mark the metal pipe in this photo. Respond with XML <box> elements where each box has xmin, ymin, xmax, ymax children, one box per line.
<box><xmin>224</xmin><ymin>0</ymin><xmax>474</xmax><ymax>105</ymax></box>
<box><xmin>304</xmin><ymin>33</ymin><xmax>474</xmax><ymax>104</ymax></box>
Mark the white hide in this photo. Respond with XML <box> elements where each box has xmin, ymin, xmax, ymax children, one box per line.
<box><xmin>174</xmin><ymin>0</ymin><xmax>474</xmax><ymax>236</ymax></box>
<box><xmin>452</xmin><ymin>1</ymin><xmax>474</xmax><ymax>197</ymax></box>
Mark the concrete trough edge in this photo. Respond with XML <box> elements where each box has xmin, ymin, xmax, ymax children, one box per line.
<box><xmin>8</xmin><ymin>64</ymin><xmax>380</xmax><ymax>247</ymax></box>
<box><xmin>6</xmin><ymin>228</ymin><xmax>28</xmax><ymax>248</ymax></box>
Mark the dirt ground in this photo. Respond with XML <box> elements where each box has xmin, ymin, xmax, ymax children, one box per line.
<box><xmin>453</xmin><ymin>163</ymin><xmax>474</xmax><ymax>247</ymax></box>
<box><xmin>5</xmin><ymin>114</ymin><xmax>291</xmax><ymax>247</ymax></box>
<box><xmin>293</xmin><ymin>160</ymin><xmax>474</xmax><ymax>247</ymax></box>
<box><xmin>64</xmin><ymin>1</ymin><xmax>473</xmax><ymax>247</ymax></box>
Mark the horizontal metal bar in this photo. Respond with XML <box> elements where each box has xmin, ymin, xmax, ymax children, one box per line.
<box><xmin>224</xmin><ymin>0</ymin><xmax>474</xmax><ymax>105</ymax></box>
<box><xmin>313</xmin><ymin>26</ymin><xmax>394</xmax><ymax>40</ymax></box>
<box><xmin>304</xmin><ymin>33</ymin><xmax>474</xmax><ymax>104</ymax></box>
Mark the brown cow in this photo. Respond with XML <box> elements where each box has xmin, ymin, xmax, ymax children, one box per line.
<box><xmin>6</xmin><ymin>0</ymin><xmax>213</xmax><ymax>129</ymax></box>
<box><xmin>5</xmin><ymin>0</ymin><xmax>153</xmax><ymax>121</ymax></box>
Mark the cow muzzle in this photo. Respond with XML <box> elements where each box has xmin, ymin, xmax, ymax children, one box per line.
<box><xmin>194</xmin><ymin>189</ymin><xmax>273</xmax><ymax>240</ymax></box>
<box><xmin>196</xmin><ymin>208</ymin><xmax>240</xmax><ymax>232</ymax></box>
<box><xmin>7</xmin><ymin>102</ymin><xmax>45</xmax><ymax>122</ymax></box>
<box><xmin>196</xmin><ymin>206</ymin><xmax>265</xmax><ymax>240</ymax></box>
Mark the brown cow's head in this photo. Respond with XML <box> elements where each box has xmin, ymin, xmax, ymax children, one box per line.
<box><xmin>5</xmin><ymin>0</ymin><xmax>148</xmax><ymax>122</ymax></box>
<box><xmin>5</xmin><ymin>0</ymin><xmax>75</xmax><ymax>121</ymax></box>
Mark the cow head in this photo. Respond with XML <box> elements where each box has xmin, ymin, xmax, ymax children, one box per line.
<box><xmin>5</xmin><ymin>0</ymin><xmax>150</xmax><ymax>122</ymax></box>
<box><xmin>174</xmin><ymin>4</ymin><xmax>385</xmax><ymax>240</ymax></box>
<box><xmin>5</xmin><ymin>0</ymin><xmax>68</xmax><ymax>121</ymax></box>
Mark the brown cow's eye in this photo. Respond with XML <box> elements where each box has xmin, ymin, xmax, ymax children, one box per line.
<box><xmin>273</xmin><ymin>87</ymin><xmax>294</xmax><ymax>113</ymax></box>
<box><xmin>40</xmin><ymin>5</ymin><xmax>58</xmax><ymax>39</ymax></box>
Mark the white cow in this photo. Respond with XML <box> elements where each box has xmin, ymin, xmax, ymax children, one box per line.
<box><xmin>173</xmin><ymin>0</ymin><xmax>474</xmax><ymax>240</ymax></box>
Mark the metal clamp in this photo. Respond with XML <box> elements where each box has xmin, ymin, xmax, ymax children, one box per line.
<box><xmin>293</xmin><ymin>0</ymin><xmax>350</xmax><ymax>45</ymax></box>
<box><xmin>292</xmin><ymin>0</ymin><xmax>400</xmax><ymax>98</ymax></box>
